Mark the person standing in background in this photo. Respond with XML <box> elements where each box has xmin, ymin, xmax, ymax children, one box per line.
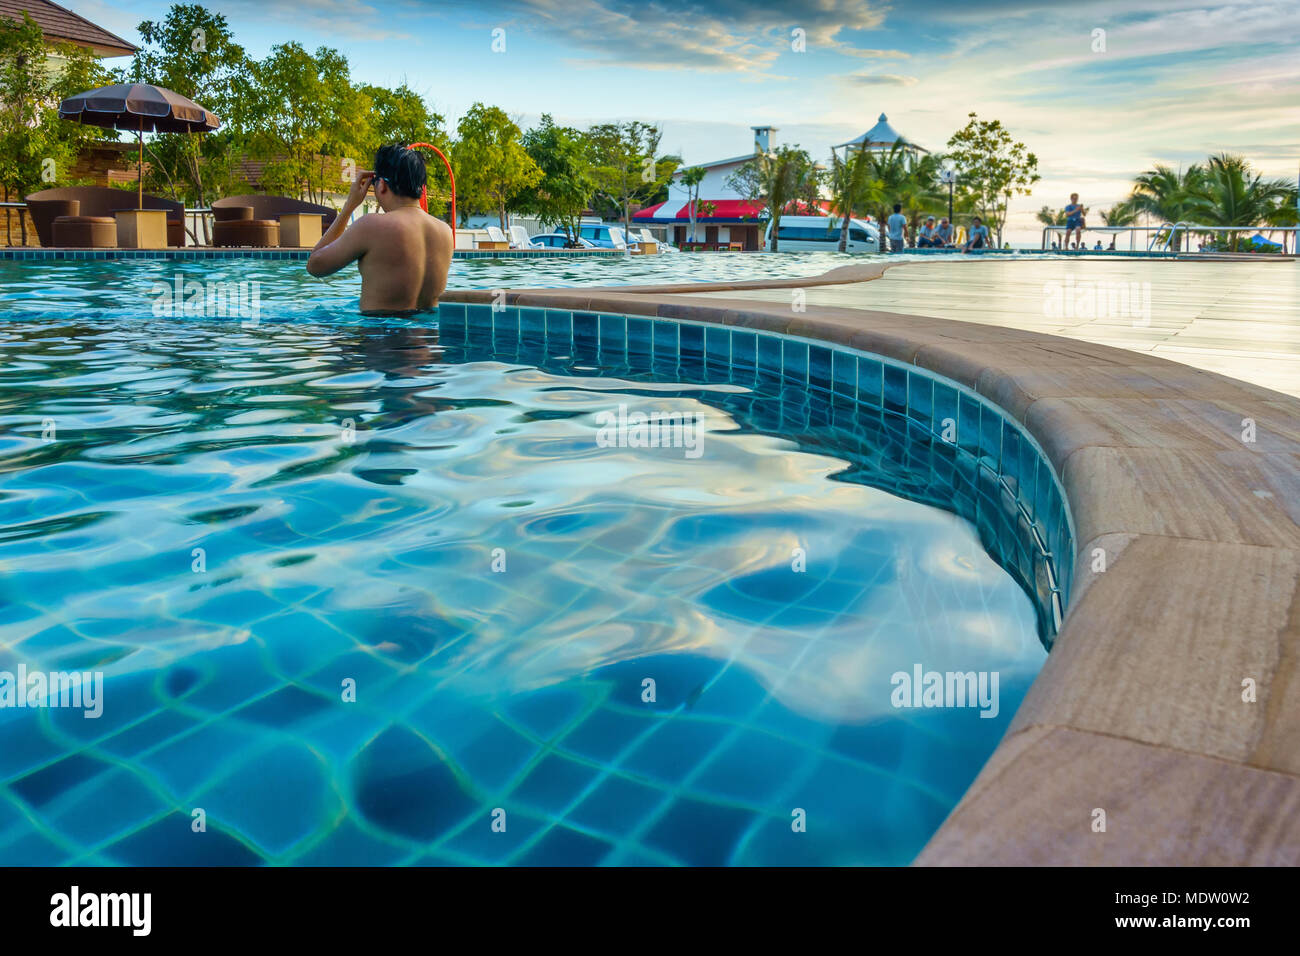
<box><xmin>886</xmin><ymin>203</ymin><xmax>908</xmax><ymax>252</ymax></box>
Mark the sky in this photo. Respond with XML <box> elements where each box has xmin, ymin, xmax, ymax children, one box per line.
<box><xmin>71</xmin><ymin>0</ymin><xmax>1300</xmax><ymax>243</ymax></box>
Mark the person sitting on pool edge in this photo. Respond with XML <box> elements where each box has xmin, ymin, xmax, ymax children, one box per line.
<box><xmin>306</xmin><ymin>144</ymin><xmax>453</xmax><ymax>316</ymax></box>
<box><xmin>962</xmin><ymin>216</ymin><xmax>989</xmax><ymax>252</ymax></box>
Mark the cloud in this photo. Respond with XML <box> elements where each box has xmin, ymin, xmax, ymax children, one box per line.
<box><xmin>440</xmin><ymin>0</ymin><xmax>893</xmax><ymax>74</ymax></box>
<box><xmin>847</xmin><ymin>72</ymin><xmax>920</xmax><ymax>87</ymax></box>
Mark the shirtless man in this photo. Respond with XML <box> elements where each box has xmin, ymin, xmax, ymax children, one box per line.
<box><xmin>307</xmin><ymin>144</ymin><xmax>453</xmax><ymax>315</ymax></box>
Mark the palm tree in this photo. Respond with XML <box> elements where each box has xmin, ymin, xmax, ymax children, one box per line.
<box><xmin>1129</xmin><ymin>163</ymin><xmax>1204</xmax><ymax>222</ymax></box>
<box><xmin>826</xmin><ymin>150</ymin><xmax>883</xmax><ymax>251</ymax></box>
<box><xmin>731</xmin><ymin>145</ymin><xmax>815</xmax><ymax>251</ymax></box>
<box><xmin>679</xmin><ymin>166</ymin><xmax>706</xmax><ymax>243</ymax></box>
<box><xmin>1036</xmin><ymin>205</ymin><xmax>1067</xmax><ymax>226</ymax></box>
<box><xmin>859</xmin><ymin>142</ymin><xmax>914</xmax><ymax>230</ymax></box>
<box><xmin>1100</xmin><ymin>200</ymin><xmax>1138</xmax><ymax>226</ymax></box>
<box><xmin>896</xmin><ymin>153</ymin><xmax>947</xmax><ymax>239</ymax></box>
<box><xmin>1184</xmin><ymin>153</ymin><xmax>1294</xmax><ymax>251</ymax></box>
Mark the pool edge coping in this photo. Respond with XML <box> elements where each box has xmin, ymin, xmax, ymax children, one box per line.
<box><xmin>442</xmin><ymin>279</ymin><xmax>1300</xmax><ymax>866</ymax></box>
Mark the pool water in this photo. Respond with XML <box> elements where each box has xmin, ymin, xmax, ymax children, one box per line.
<box><xmin>0</xmin><ymin>252</ymin><xmax>865</xmax><ymax>320</ymax></box>
<box><xmin>0</xmin><ymin>297</ymin><xmax>1052</xmax><ymax>866</ymax></box>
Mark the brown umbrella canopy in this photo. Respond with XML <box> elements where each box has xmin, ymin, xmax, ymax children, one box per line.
<box><xmin>58</xmin><ymin>83</ymin><xmax>221</xmax><ymax>133</ymax></box>
<box><xmin>58</xmin><ymin>83</ymin><xmax>222</xmax><ymax>209</ymax></box>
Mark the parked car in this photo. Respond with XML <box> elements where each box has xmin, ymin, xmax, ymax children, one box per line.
<box><xmin>763</xmin><ymin>215</ymin><xmax>880</xmax><ymax>253</ymax></box>
<box><xmin>574</xmin><ymin>221</ymin><xmax>628</xmax><ymax>249</ymax></box>
<box><xmin>531</xmin><ymin>232</ymin><xmax>597</xmax><ymax>249</ymax></box>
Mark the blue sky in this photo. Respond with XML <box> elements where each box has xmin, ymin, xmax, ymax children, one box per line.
<box><xmin>74</xmin><ymin>0</ymin><xmax>1299</xmax><ymax>240</ymax></box>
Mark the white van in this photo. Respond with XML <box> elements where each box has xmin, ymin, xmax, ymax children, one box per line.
<box><xmin>763</xmin><ymin>215</ymin><xmax>880</xmax><ymax>253</ymax></box>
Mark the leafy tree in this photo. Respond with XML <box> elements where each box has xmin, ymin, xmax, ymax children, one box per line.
<box><xmin>586</xmin><ymin>121</ymin><xmax>679</xmax><ymax>239</ymax></box>
<box><xmin>0</xmin><ymin>13</ymin><xmax>111</xmax><ymax>243</ymax></box>
<box><xmin>825</xmin><ymin>150</ymin><xmax>883</xmax><ymax>251</ymax></box>
<box><xmin>945</xmin><ymin>112</ymin><xmax>1040</xmax><ymax>244</ymax></box>
<box><xmin>129</xmin><ymin>4</ymin><xmax>252</xmax><ymax>239</ymax></box>
<box><xmin>516</xmin><ymin>114</ymin><xmax>592</xmax><ymax>241</ymax></box>
<box><xmin>726</xmin><ymin>144</ymin><xmax>816</xmax><ymax>251</ymax></box>
<box><xmin>248</xmin><ymin>42</ymin><xmax>370</xmax><ymax>204</ymax></box>
<box><xmin>452</xmin><ymin>103</ymin><xmax>542</xmax><ymax>229</ymax></box>
<box><xmin>359</xmin><ymin>82</ymin><xmax>449</xmax><ymax>214</ymax></box>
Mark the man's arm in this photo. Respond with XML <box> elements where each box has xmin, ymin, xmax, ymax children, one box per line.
<box><xmin>306</xmin><ymin>172</ymin><xmax>373</xmax><ymax>277</ymax></box>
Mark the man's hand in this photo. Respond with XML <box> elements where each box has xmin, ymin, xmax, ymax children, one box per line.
<box><xmin>344</xmin><ymin>169</ymin><xmax>374</xmax><ymax>212</ymax></box>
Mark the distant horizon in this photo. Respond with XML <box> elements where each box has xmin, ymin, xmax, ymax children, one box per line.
<box><xmin>72</xmin><ymin>0</ymin><xmax>1299</xmax><ymax>243</ymax></box>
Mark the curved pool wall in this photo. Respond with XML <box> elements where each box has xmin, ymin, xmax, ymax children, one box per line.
<box><xmin>438</xmin><ymin>303</ymin><xmax>1075</xmax><ymax>643</ymax></box>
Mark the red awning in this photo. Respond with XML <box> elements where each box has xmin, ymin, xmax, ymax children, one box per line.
<box><xmin>633</xmin><ymin>198</ymin><xmax>833</xmax><ymax>222</ymax></box>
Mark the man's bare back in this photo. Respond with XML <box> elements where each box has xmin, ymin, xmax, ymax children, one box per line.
<box><xmin>306</xmin><ymin>146</ymin><xmax>453</xmax><ymax>316</ymax></box>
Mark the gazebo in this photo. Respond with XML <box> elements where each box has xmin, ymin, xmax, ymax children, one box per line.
<box><xmin>833</xmin><ymin>113</ymin><xmax>929</xmax><ymax>168</ymax></box>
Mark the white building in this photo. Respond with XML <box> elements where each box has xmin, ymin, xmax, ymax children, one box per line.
<box><xmin>633</xmin><ymin>126</ymin><xmax>780</xmax><ymax>250</ymax></box>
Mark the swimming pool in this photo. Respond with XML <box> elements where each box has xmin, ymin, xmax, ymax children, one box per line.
<box><xmin>0</xmin><ymin>284</ymin><xmax>1072</xmax><ymax>865</ymax></box>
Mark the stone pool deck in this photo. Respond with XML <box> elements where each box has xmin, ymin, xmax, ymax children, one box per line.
<box><xmin>443</xmin><ymin>256</ymin><xmax>1300</xmax><ymax>865</ymax></box>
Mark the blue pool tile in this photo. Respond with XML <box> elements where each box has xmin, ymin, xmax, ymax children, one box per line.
<box><xmin>882</xmin><ymin>364</ymin><xmax>907</xmax><ymax>415</ymax></box>
<box><xmin>808</xmin><ymin>345</ymin><xmax>833</xmax><ymax>393</ymax></box>
<box><xmin>907</xmin><ymin>371</ymin><xmax>933</xmax><ymax>426</ymax></box>
<box><xmin>730</xmin><ymin>329</ymin><xmax>757</xmax><ymax>370</ymax></box>
<box><xmin>832</xmin><ymin>350</ymin><xmax>857</xmax><ymax>397</ymax></box>
<box><xmin>599</xmin><ymin>313</ymin><xmax>626</xmax><ymax>355</ymax></box>
<box><xmin>979</xmin><ymin>405</ymin><xmax>1003</xmax><ymax>469</ymax></box>
<box><xmin>550</xmin><ymin>309</ymin><xmax>577</xmax><ymax>343</ymax></box>
<box><xmin>857</xmin><ymin>357</ymin><xmax>883</xmax><ymax>407</ymax></box>
<box><xmin>652</xmin><ymin>319</ymin><xmax>678</xmax><ymax>357</ymax></box>
<box><xmin>756</xmin><ymin>334</ymin><xmax>783</xmax><ymax>381</ymax></box>
<box><xmin>518</xmin><ymin>307</ymin><xmax>546</xmax><ymax>336</ymax></box>
<box><xmin>705</xmin><ymin>326</ymin><xmax>730</xmax><ymax>367</ymax></box>
<box><xmin>958</xmin><ymin>394</ymin><xmax>981</xmax><ymax>456</ymax></box>
<box><xmin>626</xmin><ymin>317</ymin><xmax>652</xmax><ymax>356</ymax></box>
<box><xmin>782</xmin><ymin>340</ymin><xmax>808</xmax><ymax>383</ymax></box>
<box><xmin>678</xmin><ymin>323</ymin><xmax>704</xmax><ymax>359</ymax></box>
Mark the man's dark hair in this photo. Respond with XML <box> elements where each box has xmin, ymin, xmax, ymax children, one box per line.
<box><xmin>373</xmin><ymin>144</ymin><xmax>426</xmax><ymax>199</ymax></box>
<box><xmin>892</xmin><ymin>203</ymin><xmax>901</xmax><ymax>213</ymax></box>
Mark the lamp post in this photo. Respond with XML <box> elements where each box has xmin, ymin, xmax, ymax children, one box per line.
<box><xmin>939</xmin><ymin>162</ymin><xmax>957</xmax><ymax>222</ymax></box>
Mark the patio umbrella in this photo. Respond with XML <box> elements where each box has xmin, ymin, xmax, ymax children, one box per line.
<box><xmin>58</xmin><ymin>83</ymin><xmax>221</xmax><ymax>209</ymax></box>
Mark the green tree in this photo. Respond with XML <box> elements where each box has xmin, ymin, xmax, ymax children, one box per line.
<box><xmin>726</xmin><ymin>144</ymin><xmax>816</xmax><ymax>251</ymax></box>
<box><xmin>1036</xmin><ymin>205</ymin><xmax>1067</xmax><ymax>226</ymax></box>
<box><xmin>359</xmin><ymin>82</ymin><xmax>449</xmax><ymax>214</ymax></box>
<box><xmin>858</xmin><ymin>143</ymin><xmax>914</xmax><ymax>230</ymax></box>
<box><xmin>516</xmin><ymin>114</ymin><xmax>592</xmax><ymax>241</ymax></box>
<box><xmin>1185</xmin><ymin>154</ymin><xmax>1295</xmax><ymax>251</ymax></box>
<box><xmin>586</xmin><ymin>121</ymin><xmax>679</xmax><ymax>240</ymax></box>
<box><xmin>1127</xmin><ymin>163</ymin><xmax>1209</xmax><ymax>251</ymax></box>
<box><xmin>452</xmin><ymin>103</ymin><xmax>542</xmax><ymax>229</ymax></box>
<box><xmin>248</xmin><ymin>42</ymin><xmax>369</xmax><ymax>204</ymax></box>
<box><xmin>129</xmin><ymin>4</ymin><xmax>252</xmax><ymax>239</ymax></box>
<box><xmin>945</xmin><ymin>112</ymin><xmax>1040</xmax><ymax>244</ymax></box>
<box><xmin>895</xmin><ymin>153</ymin><xmax>947</xmax><ymax>240</ymax></box>
<box><xmin>825</xmin><ymin>150</ymin><xmax>883</xmax><ymax>251</ymax></box>
<box><xmin>1099</xmin><ymin>200</ymin><xmax>1138</xmax><ymax>226</ymax></box>
<box><xmin>0</xmin><ymin>13</ymin><xmax>111</xmax><ymax>244</ymax></box>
